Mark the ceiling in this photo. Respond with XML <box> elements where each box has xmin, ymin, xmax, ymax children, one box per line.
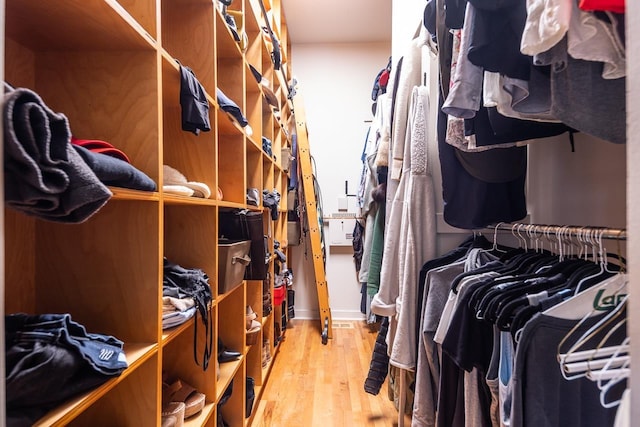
<box><xmin>281</xmin><ymin>0</ymin><xmax>392</xmax><ymax>44</ymax></box>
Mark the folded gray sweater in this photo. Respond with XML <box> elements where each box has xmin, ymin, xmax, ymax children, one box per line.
<box><xmin>3</xmin><ymin>85</ymin><xmax>112</xmax><ymax>223</ymax></box>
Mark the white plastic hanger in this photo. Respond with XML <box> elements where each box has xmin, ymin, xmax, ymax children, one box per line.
<box><xmin>563</xmin><ymin>315</ymin><xmax>628</xmax><ymax>375</ymax></box>
<box><xmin>557</xmin><ymin>294</ymin><xmax>628</xmax><ymax>380</ymax></box>
<box><xmin>591</xmin><ymin>336</ymin><xmax>630</xmax><ymax>408</ymax></box>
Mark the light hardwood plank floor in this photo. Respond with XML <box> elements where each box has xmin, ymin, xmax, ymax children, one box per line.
<box><xmin>251</xmin><ymin>319</ymin><xmax>412</xmax><ymax>426</ymax></box>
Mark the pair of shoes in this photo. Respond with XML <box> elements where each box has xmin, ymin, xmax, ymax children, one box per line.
<box><xmin>218</xmin><ymin>337</ymin><xmax>241</xmax><ymax>363</ymax></box>
<box><xmin>163</xmin><ymin>379</ymin><xmax>206</xmax><ymax>420</ymax></box>
<box><xmin>162</xmin><ymin>402</ymin><xmax>185</xmax><ymax>427</ymax></box>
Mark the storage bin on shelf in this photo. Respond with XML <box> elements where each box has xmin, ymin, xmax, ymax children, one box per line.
<box><xmin>273</xmin><ymin>285</ymin><xmax>286</xmax><ymax>306</ymax></box>
<box><xmin>218</xmin><ymin>239</ymin><xmax>251</xmax><ymax>294</ymax></box>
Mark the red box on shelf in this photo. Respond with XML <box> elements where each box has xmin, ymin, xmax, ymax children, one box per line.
<box><xmin>273</xmin><ymin>285</ymin><xmax>286</xmax><ymax>306</ymax></box>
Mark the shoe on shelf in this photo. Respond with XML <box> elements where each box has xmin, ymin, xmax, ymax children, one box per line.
<box><xmin>218</xmin><ymin>349</ymin><xmax>242</xmax><ymax>363</ymax></box>
<box><xmin>218</xmin><ymin>337</ymin><xmax>242</xmax><ymax>363</ymax></box>
<box><xmin>163</xmin><ymin>379</ymin><xmax>205</xmax><ymax>419</ymax></box>
<box><xmin>245</xmin><ymin>305</ymin><xmax>257</xmax><ymax>330</ymax></box>
<box><xmin>247</xmin><ymin>319</ymin><xmax>261</xmax><ymax>333</ymax></box>
<box><xmin>161</xmin><ymin>402</ymin><xmax>185</xmax><ymax>427</ymax></box>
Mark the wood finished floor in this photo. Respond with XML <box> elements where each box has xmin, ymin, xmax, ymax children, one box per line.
<box><xmin>251</xmin><ymin>319</ymin><xmax>412</xmax><ymax>427</ymax></box>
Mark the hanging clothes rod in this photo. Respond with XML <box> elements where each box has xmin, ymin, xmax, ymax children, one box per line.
<box><xmin>486</xmin><ymin>222</ymin><xmax>627</xmax><ymax>241</ymax></box>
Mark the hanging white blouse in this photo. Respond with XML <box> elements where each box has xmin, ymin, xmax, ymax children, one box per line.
<box><xmin>521</xmin><ymin>0</ymin><xmax>572</xmax><ymax>56</ymax></box>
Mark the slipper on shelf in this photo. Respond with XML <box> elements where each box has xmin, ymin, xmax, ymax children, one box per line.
<box><xmin>163</xmin><ymin>165</ymin><xmax>211</xmax><ymax>199</ymax></box>
<box><xmin>245</xmin><ymin>305</ymin><xmax>257</xmax><ymax>329</ymax></box>
<box><xmin>161</xmin><ymin>402</ymin><xmax>185</xmax><ymax>427</ymax></box>
<box><xmin>164</xmin><ymin>379</ymin><xmax>206</xmax><ymax>419</ymax></box>
<box><xmin>247</xmin><ymin>319</ymin><xmax>261</xmax><ymax>333</ymax></box>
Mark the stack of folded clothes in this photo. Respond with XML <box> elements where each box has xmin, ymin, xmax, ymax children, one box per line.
<box><xmin>6</xmin><ymin>313</ymin><xmax>128</xmax><ymax>425</ymax></box>
<box><xmin>3</xmin><ymin>83</ymin><xmax>156</xmax><ymax>223</ymax></box>
<box><xmin>162</xmin><ymin>296</ymin><xmax>197</xmax><ymax>329</ymax></box>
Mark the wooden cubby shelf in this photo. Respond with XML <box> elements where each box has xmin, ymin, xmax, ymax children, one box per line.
<box><xmin>4</xmin><ymin>0</ymin><xmax>292</xmax><ymax>426</ymax></box>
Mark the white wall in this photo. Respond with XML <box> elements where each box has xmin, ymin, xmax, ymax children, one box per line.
<box><xmin>289</xmin><ymin>42</ymin><xmax>391</xmax><ymax>319</ymax></box>
<box><xmin>391</xmin><ymin>0</ymin><xmax>424</xmax><ymax>63</ymax></box>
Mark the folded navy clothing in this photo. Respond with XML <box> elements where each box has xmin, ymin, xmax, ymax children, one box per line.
<box><xmin>217</xmin><ymin>88</ymin><xmax>249</xmax><ymax>127</ymax></box>
<box><xmin>3</xmin><ymin>86</ymin><xmax>112</xmax><ymax>223</ymax></box>
<box><xmin>6</xmin><ymin>313</ymin><xmax>127</xmax><ymax>422</ymax></box>
<box><xmin>73</xmin><ymin>145</ymin><xmax>157</xmax><ymax>191</ymax></box>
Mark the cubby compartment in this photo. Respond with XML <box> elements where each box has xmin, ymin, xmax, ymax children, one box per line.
<box><xmin>4</xmin><ymin>199</ymin><xmax>160</xmax><ymax>426</ymax></box>
<box><xmin>245</xmin><ymin>2</ymin><xmax>264</xmax><ymax>67</ymax></box>
<box><xmin>6</xmin><ymin>1</ymin><xmax>154</xmax><ymax>53</ymax></box>
<box><xmin>6</xmin><ymin>200</ymin><xmax>159</xmax><ymax>344</ymax></box>
<box><xmin>217</xmin><ymin>125</ymin><xmax>247</xmax><ymax>204</ymax></box>
<box><xmin>216</xmin><ymin>286</ymin><xmax>246</xmax><ymax>422</ymax></box>
<box><xmin>261</xmin><ymin>315</ymin><xmax>275</xmax><ymax>377</ymax></box>
<box><xmin>219</xmin><ymin>363</ymin><xmax>247</xmax><ymax>427</ymax></box>
<box><xmin>217</xmin><ymin>279</ymin><xmax>246</xmax><ymax>350</ymax></box>
<box><xmin>216</xmin><ymin>10</ymin><xmax>246</xmax><ymax>110</ymax></box>
<box><xmin>245</xmin><ymin>279</ymin><xmax>265</xmax><ymax>383</ymax></box>
<box><xmin>273</xmin><ymin>125</ymin><xmax>284</xmax><ymax>170</ymax></box>
<box><xmin>246</xmin><ymin>66</ymin><xmax>264</xmax><ymax>141</ymax></box>
<box><xmin>247</xmin><ymin>142</ymin><xmax>264</xmax><ymax>203</ymax></box>
<box><xmin>162</xmin><ymin>58</ymin><xmax>218</xmax><ymax>202</ymax></box>
<box><xmin>163</xmin><ymin>320</ymin><xmax>217</xmax><ymax>425</ymax></box>
<box><xmin>275</xmin><ymin>167</ymin><xmax>284</xmax><ymax>203</ymax></box>
<box><xmin>161</xmin><ymin>0</ymin><xmax>216</xmax><ymax>94</ymax></box>
<box><xmin>116</xmin><ymin>0</ymin><xmax>158</xmax><ymax>42</ymax></box>
<box><xmin>65</xmin><ymin>355</ymin><xmax>160</xmax><ymax>427</ymax></box>
<box><xmin>263</xmin><ymin>156</ymin><xmax>275</xmax><ymax>192</ymax></box>
<box><xmin>274</xmin><ymin>211</ymin><xmax>287</xmax><ymax>247</ymax></box>
<box><xmin>5</xmin><ymin>0</ymin><xmax>161</xmax><ymax>187</ymax></box>
<box><xmin>262</xmin><ymin>97</ymin><xmax>276</xmax><ymax>146</ymax></box>
<box><xmin>164</xmin><ymin>205</ymin><xmax>217</xmax><ymax>287</ymax></box>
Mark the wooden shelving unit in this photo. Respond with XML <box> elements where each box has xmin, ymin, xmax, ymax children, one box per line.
<box><xmin>3</xmin><ymin>0</ymin><xmax>294</xmax><ymax>425</ymax></box>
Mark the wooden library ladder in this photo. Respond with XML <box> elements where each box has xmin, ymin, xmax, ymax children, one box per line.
<box><xmin>290</xmin><ymin>84</ymin><xmax>333</xmax><ymax>344</ymax></box>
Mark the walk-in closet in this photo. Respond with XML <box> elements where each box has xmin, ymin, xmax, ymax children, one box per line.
<box><xmin>1</xmin><ymin>1</ymin><xmax>639</xmax><ymax>426</ymax></box>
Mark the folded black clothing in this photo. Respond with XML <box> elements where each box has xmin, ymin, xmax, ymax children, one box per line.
<box><xmin>262</xmin><ymin>189</ymin><xmax>281</xmax><ymax>220</ymax></box>
<box><xmin>217</xmin><ymin>88</ymin><xmax>248</xmax><ymax>127</ymax></box>
<box><xmin>3</xmin><ymin>85</ymin><xmax>112</xmax><ymax>223</ymax></box>
<box><xmin>224</xmin><ymin>13</ymin><xmax>241</xmax><ymax>41</ymax></box>
<box><xmin>73</xmin><ymin>145</ymin><xmax>157</xmax><ymax>191</ymax></box>
<box><xmin>179</xmin><ymin>64</ymin><xmax>211</xmax><ymax>135</ymax></box>
<box><xmin>262</xmin><ymin>136</ymin><xmax>273</xmax><ymax>157</ymax></box>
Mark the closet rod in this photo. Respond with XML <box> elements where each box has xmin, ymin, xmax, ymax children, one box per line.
<box><xmin>486</xmin><ymin>222</ymin><xmax>627</xmax><ymax>241</ymax></box>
